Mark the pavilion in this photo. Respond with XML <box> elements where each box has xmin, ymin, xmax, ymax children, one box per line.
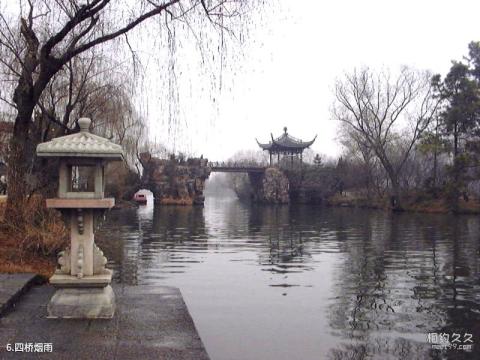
<box><xmin>256</xmin><ymin>127</ymin><xmax>317</xmax><ymax>166</ymax></box>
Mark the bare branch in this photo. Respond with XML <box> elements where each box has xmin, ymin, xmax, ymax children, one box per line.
<box><xmin>64</xmin><ymin>0</ymin><xmax>181</xmax><ymax>62</ymax></box>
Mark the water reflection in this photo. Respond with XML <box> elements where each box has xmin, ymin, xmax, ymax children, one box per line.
<box><xmin>327</xmin><ymin>214</ymin><xmax>480</xmax><ymax>360</ymax></box>
<box><xmin>96</xmin><ymin>196</ymin><xmax>480</xmax><ymax>360</ymax></box>
<box><xmin>152</xmin><ymin>206</ymin><xmax>207</xmax><ymax>239</ymax></box>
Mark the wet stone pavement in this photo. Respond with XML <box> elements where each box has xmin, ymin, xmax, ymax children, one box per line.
<box><xmin>0</xmin><ymin>273</ymin><xmax>39</xmax><ymax>316</ymax></box>
<box><xmin>0</xmin><ymin>283</ymin><xmax>210</xmax><ymax>360</ymax></box>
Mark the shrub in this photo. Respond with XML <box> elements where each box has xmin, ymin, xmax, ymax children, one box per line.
<box><xmin>1</xmin><ymin>195</ymin><xmax>68</xmax><ymax>256</ymax></box>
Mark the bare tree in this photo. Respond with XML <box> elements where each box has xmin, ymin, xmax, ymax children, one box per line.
<box><xmin>0</xmin><ymin>0</ymin><xmax>260</xmax><ymax>222</ymax></box>
<box><xmin>338</xmin><ymin>122</ymin><xmax>385</xmax><ymax>199</ymax></box>
<box><xmin>3</xmin><ymin>45</ymin><xmax>146</xmax><ymax>199</ymax></box>
<box><xmin>332</xmin><ymin>67</ymin><xmax>440</xmax><ymax>209</ymax></box>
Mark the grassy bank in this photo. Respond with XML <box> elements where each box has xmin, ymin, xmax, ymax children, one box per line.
<box><xmin>0</xmin><ymin>196</ymin><xmax>66</xmax><ymax>278</ymax></box>
<box><xmin>326</xmin><ymin>192</ymin><xmax>385</xmax><ymax>210</ymax></box>
<box><xmin>326</xmin><ymin>191</ymin><xmax>480</xmax><ymax>214</ymax></box>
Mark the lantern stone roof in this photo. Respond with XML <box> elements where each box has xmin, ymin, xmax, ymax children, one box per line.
<box><xmin>36</xmin><ymin>118</ymin><xmax>124</xmax><ymax>160</ymax></box>
<box><xmin>256</xmin><ymin>127</ymin><xmax>317</xmax><ymax>153</ymax></box>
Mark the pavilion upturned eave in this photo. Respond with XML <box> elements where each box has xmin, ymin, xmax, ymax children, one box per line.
<box><xmin>256</xmin><ymin>134</ymin><xmax>317</xmax><ymax>153</ymax></box>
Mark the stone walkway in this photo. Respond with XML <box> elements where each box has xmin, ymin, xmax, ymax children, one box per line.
<box><xmin>0</xmin><ymin>273</ymin><xmax>39</xmax><ymax>316</ymax></box>
<box><xmin>0</xmin><ymin>283</ymin><xmax>210</xmax><ymax>360</ymax></box>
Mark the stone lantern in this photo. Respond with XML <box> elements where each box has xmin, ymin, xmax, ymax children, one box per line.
<box><xmin>36</xmin><ymin>117</ymin><xmax>124</xmax><ymax>318</ymax></box>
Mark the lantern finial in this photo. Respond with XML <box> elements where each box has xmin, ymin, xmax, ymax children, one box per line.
<box><xmin>78</xmin><ymin>117</ymin><xmax>91</xmax><ymax>132</ymax></box>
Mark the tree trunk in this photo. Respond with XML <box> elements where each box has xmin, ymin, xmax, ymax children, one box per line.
<box><xmin>449</xmin><ymin>122</ymin><xmax>460</xmax><ymax>212</ymax></box>
<box><xmin>390</xmin><ymin>178</ymin><xmax>402</xmax><ymax>211</ymax></box>
<box><xmin>4</xmin><ymin>52</ymin><xmax>61</xmax><ymax>224</ymax></box>
<box><xmin>5</xmin><ymin>118</ymin><xmax>32</xmax><ymax>226</ymax></box>
<box><xmin>377</xmin><ymin>155</ymin><xmax>403</xmax><ymax>211</ymax></box>
<box><xmin>4</xmin><ymin>90</ymin><xmax>37</xmax><ymax>226</ymax></box>
<box><xmin>432</xmin><ymin>119</ymin><xmax>439</xmax><ymax>196</ymax></box>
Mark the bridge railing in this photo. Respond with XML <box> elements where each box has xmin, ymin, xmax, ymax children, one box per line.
<box><xmin>208</xmin><ymin>161</ymin><xmax>268</xmax><ymax>169</ymax></box>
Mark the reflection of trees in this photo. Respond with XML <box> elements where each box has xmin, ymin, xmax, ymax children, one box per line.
<box><xmin>99</xmin><ymin>200</ymin><xmax>480</xmax><ymax>359</ymax></box>
<box><xmin>97</xmin><ymin>205</ymin><xmax>208</xmax><ymax>285</ymax></box>
<box><xmin>249</xmin><ymin>205</ymin><xmax>315</xmax><ymax>273</ymax></box>
<box><xmin>152</xmin><ymin>206</ymin><xmax>207</xmax><ymax>243</ymax></box>
<box><xmin>95</xmin><ymin>208</ymin><xmax>142</xmax><ymax>285</ymax></box>
<box><xmin>328</xmin><ymin>337</ymin><xmax>425</xmax><ymax>360</ymax></box>
<box><xmin>435</xmin><ymin>218</ymin><xmax>480</xmax><ymax>360</ymax></box>
<box><xmin>327</xmin><ymin>212</ymin><xmax>480</xmax><ymax>359</ymax></box>
<box><xmin>328</xmin><ymin>212</ymin><xmax>394</xmax><ymax>340</ymax></box>
<box><xmin>205</xmin><ymin>198</ymin><xmax>310</xmax><ymax>272</ymax></box>
<box><xmin>265</xmin><ymin>231</ymin><xmax>304</xmax><ymax>265</ymax></box>
<box><xmin>211</xmin><ymin>198</ymin><xmax>250</xmax><ymax>242</ymax></box>
<box><xmin>149</xmin><ymin>206</ymin><xmax>208</xmax><ymax>273</ymax></box>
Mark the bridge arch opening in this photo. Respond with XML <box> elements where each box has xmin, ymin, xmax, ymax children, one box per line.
<box><xmin>203</xmin><ymin>173</ymin><xmax>237</xmax><ymax>199</ymax></box>
<box><xmin>132</xmin><ymin>189</ymin><xmax>154</xmax><ymax>205</ymax></box>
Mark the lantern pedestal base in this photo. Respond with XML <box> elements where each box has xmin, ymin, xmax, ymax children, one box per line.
<box><xmin>50</xmin><ymin>271</ymin><xmax>112</xmax><ymax>288</ymax></box>
<box><xmin>47</xmin><ymin>285</ymin><xmax>115</xmax><ymax>319</ymax></box>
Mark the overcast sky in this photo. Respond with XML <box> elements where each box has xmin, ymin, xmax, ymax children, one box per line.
<box><xmin>141</xmin><ymin>0</ymin><xmax>480</xmax><ymax>161</ymax></box>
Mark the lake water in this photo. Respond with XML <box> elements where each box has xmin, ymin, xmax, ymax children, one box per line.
<box><xmin>96</xmin><ymin>193</ymin><xmax>480</xmax><ymax>360</ymax></box>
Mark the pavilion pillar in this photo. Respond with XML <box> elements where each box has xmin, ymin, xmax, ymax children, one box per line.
<box><xmin>269</xmin><ymin>152</ymin><xmax>272</xmax><ymax>166</ymax></box>
<box><xmin>277</xmin><ymin>153</ymin><xmax>280</xmax><ymax>166</ymax></box>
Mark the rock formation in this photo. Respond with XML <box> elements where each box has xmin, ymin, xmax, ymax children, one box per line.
<box><xmin>140</xmin><ymin>153</ymin><xmax>211</xmax><ymax>205</ymax></box>
<box><xmin>249</xmin><ymin>167</ymin><xmax>289</xmax><ymax>204</ymax></box>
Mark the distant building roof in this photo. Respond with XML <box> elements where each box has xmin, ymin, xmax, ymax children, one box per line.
<box><xmin>36</xmin><ymin>118</ymin><xmax>124</xmax><ymax>160</ymax></box>
<box><xmin>256</xmin><ymin>127</ymin><xmax>316</xmax><ymax>153</ymax></box>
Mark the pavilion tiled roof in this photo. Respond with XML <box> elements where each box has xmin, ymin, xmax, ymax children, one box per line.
<box><xmin>256</xmin><ymin>127</ymin><xmax>316</xmax><ymax>152</ymax></box>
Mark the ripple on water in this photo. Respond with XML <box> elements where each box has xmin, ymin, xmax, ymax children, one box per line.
<box><xmin>96</xmin><ymin>197</ymin><xmax>480</xmax><ymax>360</ymax></box>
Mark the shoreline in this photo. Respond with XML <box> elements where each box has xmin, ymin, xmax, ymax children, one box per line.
<box><xmin>325</xmin><ymin>193</ymin><xmax>480</xmax><ymax>215</ymax></box>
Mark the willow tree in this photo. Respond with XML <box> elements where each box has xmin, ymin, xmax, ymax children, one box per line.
<box><xmin>0</xmin><ymin>0</ymin><xmax>261</xmax><ymax>223</ymax></box>
<box><xmin>332</xmin><ymin>67</ymin><xmax>440</xmax><ymax>209</ymax></box>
